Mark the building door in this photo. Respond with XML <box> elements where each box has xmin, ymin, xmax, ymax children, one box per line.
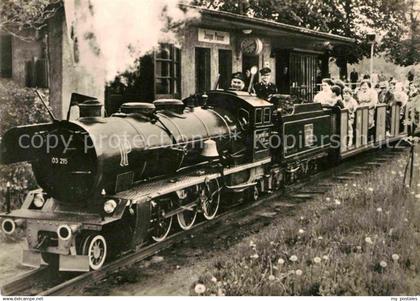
<box><xmin>289</xmin><ymin>52</ymin><xmax>318</xmax><ymax>102</ymax></box>
<box><xmin>275</xmin><ymin>50</ymin><xmax>320</xmax><ymax>102</ymax></box>
<box><xmin>195</xmin><ymin>47</ymin><xmax>211</xmax><ymax>93</ymax></box>
<box><xmin>218</xmin><ymin>49</ymin><xmax>232</xmax><ymax>90</ymax></box>
<box><xmin>275</xmin><ymin>50</ymin><xmax>290</xmax><ymax>94</ymax></box>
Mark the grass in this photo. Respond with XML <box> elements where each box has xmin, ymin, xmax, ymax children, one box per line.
<box><xmin>191</xmin><ymin>153</ymin><xmax>420</xmax><ymax>296</ymax></box>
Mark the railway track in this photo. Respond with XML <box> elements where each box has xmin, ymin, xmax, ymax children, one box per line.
<box><xmin>0</xmin><ymin>146</ymin><xmax>409</xmax><ymax>296</ymax></box>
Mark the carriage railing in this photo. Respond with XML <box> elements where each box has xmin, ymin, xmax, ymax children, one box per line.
<box><xmin>340</xmin><ymin>103</ymin><xmax>409</xmax><ymax>153</ymax></box>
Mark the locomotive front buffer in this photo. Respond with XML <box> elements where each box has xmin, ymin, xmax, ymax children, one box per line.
<box><xmin>0</xmin><ymin>189</ymin><xmax>129</xmax><ymax>272</ymax></box>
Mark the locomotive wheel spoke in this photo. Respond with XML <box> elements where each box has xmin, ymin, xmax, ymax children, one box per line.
<box><xmin>177</xmin><ymin>209</ymin><xmax>198</xmax><ymax>230</ymax></box>
<box><xmin>81</xmin><ymin>234</ymin><xmax>108</xmax><ymax>271</ymax></box>
<box><xmin>176</xmin><ymin>188</ymin><xmax>198</xmax><ymax>230</ymax></box>
<box><xmin>200</xmin><ymin>179</ymin><xmax>220</xmax><ymax>220</ymax></box>
<box><xmin>151</xmin><ymin>200</ymin><xmax>173</xmax><ymax>242</ymax></box>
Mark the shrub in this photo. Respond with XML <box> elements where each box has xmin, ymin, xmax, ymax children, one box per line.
<box><xmin>0</xmin><ymin>78</ymin><xmax>50</xmax><ymax>211</ymax></box>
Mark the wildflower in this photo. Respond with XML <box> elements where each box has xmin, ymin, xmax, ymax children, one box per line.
<box><xmin>211</xmin><ymin>276</ymin><xmax>218</xmax><ymax>283</ymax></box>
<box><xmin>380</xmin><ymin>261</ymin><xmax>387</xmax><ymax>268</ymax></box>
<box><xmin>217</xmin><ymin>288</ymin><xmax>225</xmax><ymax>296</ymax></box>
<box><xmin>289</xmin><ymin>255</ymin><xmax>298</xmax><ymax>262</ymax></box>
<box><xmin>278</xmin><ymin>258</ymin><xmax>285</xmax><ymax>265</ymax></box>
<box><xmin>270</xmin><ymin>241</ymin><xmax>275</xmax><ymax>245</ymax></box>
<box><xmin>356</xmin><ymin>246</ymin><xmax>362</xmax><ymax>251</ymax></box>
<box><xmin>250</xmin><ymin>254</ymin><xmax>259</xmax><ymax>259</ymax></box>
<box><xmin>325</xmin><ymin>197</ymin><xmax>331</xmax><ymax>201</ymax></box>
<box><xmin>365</xmin><ymin>237</ymin><xmax>373</xmax><ymax>244</ymax></box>
<box><xmin>344</xmin><ymin>183</ymin><xmax>348</xmax><ymax>187</ymax></box>
<box><xmin>268</xmin><ymin>275</ymin><xmax>276</xmax><ymax>281</ymax></box>
<box><xmin>352</xmin><ymin>183</ymin><xmax>357</xmax><ymax>187</ymax></box>
<box><xmin>194</xmin><ymin>283</ymin><xmax>206</xmax><ymax>294</ymax></box>
<box><xmin>300</xmin><ymin>216</ymin><xmax>304</xmax><ymax>220</ymax></box>
<box><xmin>322</xmin><ymin>255</ymin><xmax>329</xmax><ymax>261</ymax></box>
<box><xmin>313</xmin><ymin>257</ymin><xmax>322</xmax><ymax>264</ymax></box>
<box><xmin>334</xmin><ymin>199</ymin><xmax>341</xmax><ymax>205</ymax></box>
<box><xmin>249</xmin><ymin>241</ymin><xmax>256</xmax><ymax>248</ymax></box>
<box><xmin>295</xmin><ymin>269</ymin><xmax>303</xmax><ymax>276</ymax></box>
<box><xmin>391</xmin><ymin>170</ymin><xmax>396</xmax><ymax>175</ymax></box>
<box><xmin>318</xmin><ymin>236</ymin><xmax>323</xmax><ymax>240</ymax></box>
<box><xmin>368</xmin><ymin>187</ymin><xmax>374</xmax><ymax>192</ymax></box>
<box><xmin>376</xmin><ymin>207</ymin><xmax>382</xmax><ymax>213</ymax></box>
<box><xmin>298</xmin><ymin>229</ymin><xmax>305</xmax><ymax>234</ymax></box>
<box><xmin>392</xmin><ymin>254</ymin><xmax>400</xmax><ymax>261</ymax></box>
<box><xmin>404</xmin><ymin>218</ymin><xmax>409</xmax><ymax>222</ymax></box>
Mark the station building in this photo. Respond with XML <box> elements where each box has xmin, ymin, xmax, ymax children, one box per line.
<box><xmin>106</xmin><ymin>6</ymin><xmax>353</xmax><ymax>114</ymax></box>
<box><xmin>0</xmin><ymin>5</ymin><xmax>353</xmax><ymax>119</ymax></box>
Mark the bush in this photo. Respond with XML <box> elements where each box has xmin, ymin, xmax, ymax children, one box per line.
<box><xmin>0</xmin><ymin>78</ymin><xmax>50</xmax><ymax>211</ymax></box>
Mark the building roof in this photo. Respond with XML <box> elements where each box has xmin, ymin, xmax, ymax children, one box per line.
<box><xmin>184</xmin><ymin>5</ymin><xmax>354</xmax><ymax>45</ymax></box>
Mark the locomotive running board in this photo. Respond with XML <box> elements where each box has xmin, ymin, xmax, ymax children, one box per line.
<box><xmin>115</xmin><ymin>158</ymin><xmax>271</xmax><ymax>204</ymax></box>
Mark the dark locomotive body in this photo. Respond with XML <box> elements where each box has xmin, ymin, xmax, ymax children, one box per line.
<box><xmin>0</xmin><ymin>89</ymin><xmax>413</xmax><ymax>271</ymax></box>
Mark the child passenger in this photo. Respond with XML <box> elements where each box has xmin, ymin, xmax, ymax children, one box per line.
<box><xmin>342</xmin><ymin>87</ymin><xmax>359</xmax><ymax>147</ymax></box>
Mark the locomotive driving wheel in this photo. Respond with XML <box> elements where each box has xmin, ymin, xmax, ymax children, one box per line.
<box><xmin>81</xmin><ymin>234</ymin><xmax>108</xmax><ymax>271</ymax></box>
<box><xmin>246</xmin><ymin>184</ymin><xmax>259</xmax><ymax>202</ymax></box>
<box><xmin>176</xmin><ymin>188</ymin><xmax>198</xmax><ymax>230</ymax></box>
<box><xmin>200</xmin><ymin>178</ymin><xmax>220</xmax><ymax>220</ymax></box>
<box><xmin>151</xmin><ymin>200</ymin><xmax>173</xmax><ymax>242</ymax></box>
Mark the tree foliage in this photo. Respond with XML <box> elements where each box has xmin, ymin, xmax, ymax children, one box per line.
<box><xmin>193</xmin><ymin>0</ymin><xmax>419</xmax><ymax>66</ymax></box>
<box><xmin>0</xmin><ymin>0</ymin><xmax>62</xmax><ymax>39</ymax></box>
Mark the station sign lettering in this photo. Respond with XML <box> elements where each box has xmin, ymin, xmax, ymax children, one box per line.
<box><xmin>198</xmin><ymin>28</ymin><xmax>230</xmax><ymax>45</ymax></box>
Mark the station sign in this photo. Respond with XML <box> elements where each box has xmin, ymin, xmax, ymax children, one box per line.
<box><xmin>198</xmin><ymin>28</ymin><xmax>230</xmax><ymax>45</ymax></box>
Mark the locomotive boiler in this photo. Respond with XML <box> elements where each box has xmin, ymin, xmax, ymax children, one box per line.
<box><xmin>0</xmin><ymin>92</ymin><xmax>276</xmax><ymax>271</ymax></box>
<box><xmin>1</xmin><ymin>99</ymin><xmax>236</xmax><ymax>203</ymax></box>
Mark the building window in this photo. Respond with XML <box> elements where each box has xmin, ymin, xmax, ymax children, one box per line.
<box><xmin>0</xmin><ymin>34</ymin><xmax>12</xmax><ymax>78</ymax></box>
<box><xmin>218</xmin><ymin>49</ymin><xmax>232</xmax><ymax>89</ymax></box>
<box><xmin>155</xmin><ymin>44</ymin><xmax>181</xmax><ymax>99</ymax></box>
<box><xmin>195</xmin><ymin>47</ymin><xmax>211</xmax><ymax>93</ymax></box>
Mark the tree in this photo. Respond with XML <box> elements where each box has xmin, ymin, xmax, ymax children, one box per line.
<box><xmin>193</xmin><ymin>0</ymin><xmax>417</xmax><ymax>66</ymax></box>
<box><xmin>382</xmin><ymin>0</ymin><xmax>419</xmax><ymax>66</ymax></box>
<box><xmin>0</xmin><ymin>0</ymin><xmax>62</xmax><ymax>40</ymax></box>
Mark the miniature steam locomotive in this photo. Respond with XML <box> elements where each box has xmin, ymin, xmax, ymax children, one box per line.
<box><xmin>0</xmin><ymin>89</ymin><xmax>412</xmax><ymax>271</ymax></box>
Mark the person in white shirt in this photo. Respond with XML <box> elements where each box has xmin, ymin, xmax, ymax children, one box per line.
<box><xmin>356</xmin><ymin>80</ymin><xmax>378</xmax><ymax>130</ymax></box>
<box><xmin>314</xmin><ymin>78</ymin><xmax>335</xmax><ymax>106</ymax></box>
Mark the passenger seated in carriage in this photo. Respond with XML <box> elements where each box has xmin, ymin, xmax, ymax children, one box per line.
<box><xmin>356</xmin><ymin>80</ymin><xmax>378</xmax><ymax>139</ymax></box>
<box><xmin>314</xmin><ymin>78</ymin><xmax>335</xmax><ymax>106</ymax></box>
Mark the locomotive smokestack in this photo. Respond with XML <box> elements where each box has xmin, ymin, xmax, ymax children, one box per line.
<box><xmin>78</xmin><ymin>100</ymin><xmax>103</xmax><ymax>118</ymax></box>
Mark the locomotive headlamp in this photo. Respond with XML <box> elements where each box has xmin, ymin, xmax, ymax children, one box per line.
<box><xmin>104</xmin><ymin>199</ymin><xmax>118</xmax><ymax>214</ymax></box>
<box><xmin>33</xmin><ymin>193</ymin><xmax>45</xmax><ymax>208</ymax></box>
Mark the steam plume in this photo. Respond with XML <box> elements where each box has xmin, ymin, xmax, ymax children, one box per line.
<box><xmin>64</xmin><ymin>0</ymin><xmax>198</xmax><ymax>82</ymax></box>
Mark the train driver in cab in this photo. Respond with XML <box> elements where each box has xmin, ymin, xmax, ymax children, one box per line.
<box><xmin>254</xmin><ymin>67</ymin><xmax>278</xmax><ymax>100</ymax></box>
<box><xmin>229</xmin><ymin>72</ymin><xmax>246</xmax><ymax>91</ymax></box>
